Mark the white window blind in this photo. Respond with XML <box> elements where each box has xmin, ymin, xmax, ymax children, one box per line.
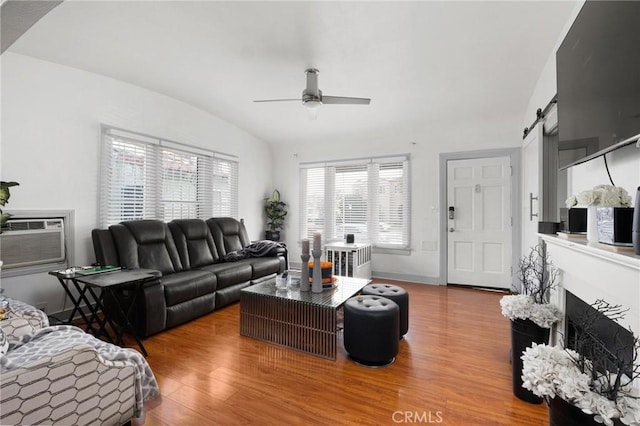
<box><xmin>300</xmin><ymin>155</ymin><xmax>410</xmax><ymax>249</ymax></box>
<box><xmin>99</xmin><ymin>126</ymin><xmax>238</xmax><ymax>227</ymax></box>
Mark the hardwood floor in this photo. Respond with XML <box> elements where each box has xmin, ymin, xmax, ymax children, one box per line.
<box><xmin>129</xmin><ymin>280</ymin><xmax>548</xmax><ymax>425</ymax></box>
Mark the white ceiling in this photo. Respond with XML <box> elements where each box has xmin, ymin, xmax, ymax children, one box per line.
<box><xmin>6</xmin><ymin>0</ymin><xmax>578</xmax><ymax>145</ymax></box>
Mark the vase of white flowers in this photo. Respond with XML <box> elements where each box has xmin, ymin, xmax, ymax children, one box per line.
<box><xmin>500</xmin><ymin>244</ymin><xmax>562</xmax><ymax>403</ymax></box>
<box><xmin>566</xmin><ymin>185</ymin><xmax>632</xmax><ymax>243</ymax></box>
<box><xmin>521</xmin><ymin>300</ymin><xmax>640</xmax><ymax>426</ymax></box>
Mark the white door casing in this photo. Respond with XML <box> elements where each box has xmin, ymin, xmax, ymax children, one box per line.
<box><xmin>447</xmin><ymin>156</ymin><xmax>512</xmax><ymax>289</ymax></box>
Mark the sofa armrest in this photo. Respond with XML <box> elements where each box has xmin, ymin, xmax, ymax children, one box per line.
<box><xmin>1</xmin><ymin>344</ymin><xmax>137</xmax><ymax>425</ymax></box>
<box><xmin>1</xmin><ymin>298</ymin><xmax>49</xmax><ymax>344</ymax></box>
<box><xmin>92</xmin><ymin>228</ymin><xmax>120</xmax><ymax>266</ymax></box>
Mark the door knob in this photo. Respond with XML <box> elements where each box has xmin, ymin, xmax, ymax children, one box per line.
<box><xmin>449</xmin><ymin>227</ymin><xmax>454</xmax><ymax>232</ymax></box>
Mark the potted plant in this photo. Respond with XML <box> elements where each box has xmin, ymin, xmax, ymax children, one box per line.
<box><xmin>264</xmin><ymin>189</ymin><xmax>287</xmax><ymax>241</ymax></box>
<box><xmin>521</xmin><ymin>300</ymin><xmax>640</xmax><ymax>426</ymax></box>
<box><xmin>0</xmin><ymin>181</ymin><xmax>19</xmax><ymax>232</ymax></box>
<box><xmin>500</xmin><ymin>243</ymin><xmax>562</xmax><ymax>403</ymax></box>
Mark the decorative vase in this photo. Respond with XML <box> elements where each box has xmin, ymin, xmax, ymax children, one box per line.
<box><xmin>511</xmin><ymin>318</ymin><xmax>550</xmax><ymax>404</ymax></box>
<box><xmin>586</xmin><ymin>205</ymin><xmax>598</xmax><ymax>243</ymax></box>
<box><xmin>311</xmin><ymin>249</ymin><xmax>323</xmax><ymax>293</ymax></box>
<box><xmin>300</xmin><ymin>253</ymin><xmax>310</xmax><ymax>291</ymax></box>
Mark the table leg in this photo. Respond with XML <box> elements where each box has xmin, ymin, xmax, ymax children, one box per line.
<box><xmin>55</xmin><ymin>277</ymin><xmax>93</xmax><ymax>325</ymax></box>
<box><xmin>84</xmin><ymin>285</ymin><xmax>116</xmax><ymax>343</ymax></box>
<box><xmin>104</xmin><ymin>285</ymin><xmax>148</xmax><ymax>356</ymax></box>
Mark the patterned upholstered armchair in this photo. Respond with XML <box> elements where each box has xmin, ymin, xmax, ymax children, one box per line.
<box><xmin>0</xmin><ymin>299</ymin><xmax>159</xmax><ymax>426</ymax></box>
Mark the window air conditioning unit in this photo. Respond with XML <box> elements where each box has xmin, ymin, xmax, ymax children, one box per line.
<box><xmin>0</xmin><ymin>218</ymin><xmax>66</xmax><ymax>269</ymax></box>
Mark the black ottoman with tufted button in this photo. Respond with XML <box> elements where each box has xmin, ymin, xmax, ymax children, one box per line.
<box><xmin>344</xmin><ymin>295</ymin><xmax>399</xmax><ymax>366</ymax></box>
<box><xmin>362</xmin><ymin>283</ymin><xmax>409</xmax><ymax>338</ymax></box>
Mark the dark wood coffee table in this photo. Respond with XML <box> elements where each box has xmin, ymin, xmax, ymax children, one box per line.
<box><xmin>240</xmin><ymin>276</ymin><xmax>370</xmax><ymax>359</ymax></box>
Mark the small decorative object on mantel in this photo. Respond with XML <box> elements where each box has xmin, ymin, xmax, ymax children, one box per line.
<box><xmin>500</xmin><ymin>244</ymin><xmax>562</xmax><ymax>404</ymax></box>
<box><xmin>559</xmin><ymin>207</ymin><xmax>587</xmax><ymax>233</ymax></box>
<box><xmin>521</xmin><ymin>300</ymin><xmax>640</xmax><ymax>426</ymax></box>
<box><xmin>300</xmin><ymin>239</ymin><xmax>310</xmax><ymax>291</ymax></box>
<box><xmin>565</xmin><ymin>185</ymin><xmax>632</xmax><ymax>243</ymax></box>
<box><xmin>597</xmin><ymin>207</ymin><xmax>633</xmax><ymax>246</ymax></box>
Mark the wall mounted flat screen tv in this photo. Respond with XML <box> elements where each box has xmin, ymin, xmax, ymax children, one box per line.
<box><xmin>556</xmin><ymin>0</ymin><xmax>640</xmax><ymax>169</ymax></box>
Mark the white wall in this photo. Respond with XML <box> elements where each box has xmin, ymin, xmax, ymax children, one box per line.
<box><xmin>0</xmin><ymin>53</ymin><xmax>274</xmax><ymax>313</ymax></box>
<box><xmin>524</xmin><ymin>0</ymin><xmax>639</xmax><ymax>204</ymax></box>
<box><xmin>271</xmin><ymin>114</ymin><xmax>523</xmax><ymax>284</ymax></box>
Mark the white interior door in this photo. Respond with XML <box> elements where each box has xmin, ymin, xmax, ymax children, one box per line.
<box><xmin>522</xmin><ymin>125</ymin><xmax>543</xmax><ymax>255</ymax></box>
<box><xmin>447</xmin><ymin>156</ymin><xmax>512</xmax><ymax>289</ymax></box>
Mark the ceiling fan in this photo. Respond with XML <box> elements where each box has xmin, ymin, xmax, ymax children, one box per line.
<box><xmin>254</xmin><ymin>68</ymin><xmax>371</xmax><ymax>119</ymax></box>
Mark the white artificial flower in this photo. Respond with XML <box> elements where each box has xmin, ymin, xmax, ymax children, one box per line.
<box><xmin>570</xmin><ymin>185</ymin><xmax>632</xmax><ymax>207</ymax></box>
<box><xmin>521</xmin><ymin>344</ymin><xmax>640</xmax><ymax>426</ymax></box>
<box><xmin>565</xmin><ymin>195</ymin><xmax>578</xmax><ymax>208</ymax></box>
<box><xmin>500</xmin><ymin>294</ymin><xmax>562</xmax><ymax>328</ymax></box>
<box><xmin>577</xmin><ymin>189</ymin><xmax>599</xmax><ymax>206</ymax></box>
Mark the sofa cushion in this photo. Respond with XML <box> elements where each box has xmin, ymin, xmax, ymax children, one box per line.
<box><xmin>169</xmin><ymin>219</ymin><xmax>221</xmax><ymax>269</ymax></box>
<box><xmin>240</xmin><ymin>257</ymin><xmax>282</xmax><ymax>279</ymax></box>
<box><xmin>206</xmin><ymin>217</ymin><xmax>250</xmax><ymax>257</ymax></box>
<box><xmin>110</xmin><ymin>220</ymin><xmax>182</xmax><ymax>274</ymax></box>
<box><xmin>196</xmin><ymin>262</ymin><xmax>252</xmax><ymax>289</ymax></box>
<box><xmin>162</xmin><ymin>270</ymin><xmax>217</xmax><ymax>307</ymax></box>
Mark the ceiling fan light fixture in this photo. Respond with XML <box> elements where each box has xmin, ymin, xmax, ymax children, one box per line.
<box><xmin>304</xmin><ymin>101</ymin><xmax>320</xmax><ymax>120</ymax></box>
<box><xmin>303</xmin><ymin>99</ymin><xmax>321</xmax><ymax>109</ymax></box>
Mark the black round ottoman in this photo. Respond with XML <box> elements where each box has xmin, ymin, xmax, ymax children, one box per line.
<box><xmin>344</xmin><ymin>295</ymin><xmax>399</xmax><ymax>366</ymax></box>
<box><xmin>362</xmin><ymin>283</ymin><xmax>409</xmax><ymax>337</ymax></box>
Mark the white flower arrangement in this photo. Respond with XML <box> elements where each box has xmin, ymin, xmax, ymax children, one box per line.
<box><xmin>566</xmin><ymin>185</ymin><xmax>632</xmax><ymax>208</ymax></box>
<box><xmin>500</xmin><ymin>244</ymin><xmax>561</xmax><ymax>328</ymax></box>
<box><xmin>522</xmin><ymin>343</ymin><xmax>640</xmax><ymax>426</ymax></box>
<box><xmin>500</xmin><ymin>294</ymin><xmax>562</xmax><ymax>328</ymax></box>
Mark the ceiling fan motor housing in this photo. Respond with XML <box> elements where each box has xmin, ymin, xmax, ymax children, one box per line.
<box><xmin>303</xmin><ymin>89</ymin><xmax>322</xmax><ymax>105</ymax></box>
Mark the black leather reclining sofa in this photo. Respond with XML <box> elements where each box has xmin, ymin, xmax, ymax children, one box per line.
<box><xmin>91</xmin><ymin>217</ymin><xmax>286</xmax><ymax>337</ymax></box>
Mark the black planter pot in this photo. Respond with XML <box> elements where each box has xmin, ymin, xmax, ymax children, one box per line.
<box><xmin>548</xmin><ymin>396</ymin><xmax>623</xmax><ymax>426</ymax></box>
<box><xmin>265</xmin><ymin>230</ymin><xmax>280</xmax><ymax>241</ymax></box>
<box><xmin>511</xmin><ymin>318</ymin><xmax>550</xmax><ymax>404</ymax></box>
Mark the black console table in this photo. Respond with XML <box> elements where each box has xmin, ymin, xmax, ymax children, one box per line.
<box><xmin>49</xmin><ymin>269</ymin><xmax>159</xmax><ymax>356</ymax></box>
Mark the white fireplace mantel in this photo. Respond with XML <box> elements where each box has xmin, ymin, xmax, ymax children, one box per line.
<box><xmin>540</xmin><ymin>234</ymin><xmax>640</xmax><ymax>345</ymax></box>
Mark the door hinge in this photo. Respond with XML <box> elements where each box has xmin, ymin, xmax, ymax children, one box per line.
<box><xmin>510</xmin><ymin>266</ymin><xmax>513</xmax><ymax>276</ymax></box>
<box><xmin>510</xmin><ymin>165</ymin><xmax>513</xmax><ymax>176</ymax></box>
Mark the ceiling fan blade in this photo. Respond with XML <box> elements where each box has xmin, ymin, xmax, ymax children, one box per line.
<box><xmin>253</xmin><ymin>99</ymin><xmax>301</xmax><ymax>103</ymax></box>
<box><xmin>322</xmin><ymin>96</ymin><xmax>371</xmax><ymax>105</ymax></box>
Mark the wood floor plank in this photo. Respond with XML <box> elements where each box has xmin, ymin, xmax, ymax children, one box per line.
<box><xmin>129</xmin><ymin>280</ymin><xmax>548</xmax><ymax>425</ymax></box>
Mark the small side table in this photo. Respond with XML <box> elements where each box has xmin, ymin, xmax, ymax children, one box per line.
<box><xmin>49</xmin><ymin>269</ymin><xmax>158</xmax><ymax>356</ymax></box>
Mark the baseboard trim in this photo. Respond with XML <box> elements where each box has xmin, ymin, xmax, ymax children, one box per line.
<box><xmin>371</xmin><ymin>271</ymin><xmax>441</xmax><ymax>285</ymax></box>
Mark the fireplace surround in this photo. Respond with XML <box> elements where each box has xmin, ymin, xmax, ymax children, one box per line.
<box><xmin>540</xmin><ymin>234</ymin><xmax>640</xmax><ymax>380</ymax></box>
<box><xmin>564</xmin><ymin>290</ymin><xmax>635</xmax><ymax>376</ymax></box>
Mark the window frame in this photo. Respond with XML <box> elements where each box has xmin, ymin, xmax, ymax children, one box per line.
<box><xmin>99</xmin><ymin>125</ymin><xmax>238</xmax><ymax>228</ymax></box>
<box><xmin>299</xmin><ymin>154</ymin><xmax>411</xmax><ymax>251</ymax></box>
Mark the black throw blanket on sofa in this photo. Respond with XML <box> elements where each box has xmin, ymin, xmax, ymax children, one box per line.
<box><xmin>224</xmin><ymin>240</ymin><xmax>285</xmax><ymax>262</ymax></box>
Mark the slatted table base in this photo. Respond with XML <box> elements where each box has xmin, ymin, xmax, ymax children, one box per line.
<box><xmin>240</xmin><ymin>292</ymin><xmax>338</xmax><ymax>359</ymax></box>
